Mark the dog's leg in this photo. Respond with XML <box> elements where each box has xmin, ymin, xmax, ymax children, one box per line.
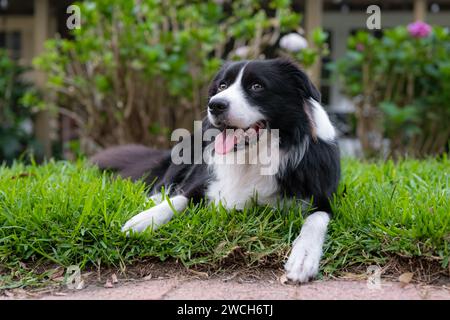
<box><xmin>122</xmin><ymin>195</ymin><xmax>188</xmax><ymax>233</ymax></box>
<box><xmin>285</xmin><ymin>211</ymin><xmax>329</xmax><ymax>283</ymax></box>
<box><xmin>147</xmin><ymin>185</ymin><xmax>174</xmax><ymax>205</ymax></box>
<box><xmin>148</xmin><ymin>193</ymin><xmax>164</xmax><ymax>205</ymax></box>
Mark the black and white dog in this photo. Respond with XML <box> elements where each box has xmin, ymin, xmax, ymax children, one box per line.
<box><xmin>92</xmin><ymin>59</ymin><xmax>340</xmax><ymax>283</ymax></box>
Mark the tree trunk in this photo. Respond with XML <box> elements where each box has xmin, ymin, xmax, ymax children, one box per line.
<box><xmin>355</xmin><ymin>101</ymin><xmax>384</xmax><ymax>158</ymax></box>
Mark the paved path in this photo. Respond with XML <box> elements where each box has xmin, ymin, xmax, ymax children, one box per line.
<box><xmin>17</xmin><ymin>277</ymin><xmax>450</xmax><ymax>300</ymax></box>
<box><xmin>2</xmin><ymin>263</ymin><xmax>448</xmax><ymax>300</ymax></box>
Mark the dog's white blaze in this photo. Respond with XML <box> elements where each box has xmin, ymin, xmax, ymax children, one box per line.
<box><xmin>285</xmin><ymin>211</ymin><xmax>329</xmax><ymax>283</ymax></box>
<box><xmin>208</xmin><ymin>66</ymin><xmax>265</xmax><ymax>129</ymax></box>
<box><xmin>309</xmin><ymin>99</ymin><xmax>336</xmax><ymax>141</ymax></box>
<box><xmin>122</xmin><ymin>195</ymin><xmax>188</xmax><ymax>233</ymax></box>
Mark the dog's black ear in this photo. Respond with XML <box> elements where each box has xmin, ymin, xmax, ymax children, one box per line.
<box><xmin>272</xmin><ymin>58</ymin><xmax>321</xmax><ymax>102</ymax></box>
<box><xmin>208</xmin><ymin>62</ymin><xmax>231</xmax><ymax>98</ymax></box>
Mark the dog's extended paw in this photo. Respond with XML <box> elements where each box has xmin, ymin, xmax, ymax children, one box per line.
<box><xmin>122</xmin><ymin>195</ymin><xmax>188</xmax><ymax>234</ymax></box>
<box><xmin>121</xmin><ymin>205</ymin><xmax>172</xmax><ymax>234</ymax></box>
<box><xmin>284</xmin><ymin>235</ymin><xmax>321</xmax><ymax>283</ymax></box>
<box><xmin>148</xmin><ymin>192</ymin><xmax>164</xmax><ymax>205</ymax></box>
<box><xmin>285</xmin><ymin>211</ymin><xmax>329</xmax><ymax>283</ymax></box>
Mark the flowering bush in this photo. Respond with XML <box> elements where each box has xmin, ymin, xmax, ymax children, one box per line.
<box><xmin>333</xmin><ymin>23</ymin><xmax>450</xmax><ymax>157</ymax></box>
<box><xmin>34</xmin><ymin>0</ymin><xmax>328</xmax><ymax>151</ymax></box>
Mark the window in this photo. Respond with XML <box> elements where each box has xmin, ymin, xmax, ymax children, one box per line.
<box><xmin>0</xmin><ymin>31</ymin><xmax>22</xmax><ymax>59</ymax></box>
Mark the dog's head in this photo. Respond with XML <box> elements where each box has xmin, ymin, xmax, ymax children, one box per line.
<box><xmin>207</xmin><ymin>59</ymin><xmax>323</xmax><ymax>154</ymax></box>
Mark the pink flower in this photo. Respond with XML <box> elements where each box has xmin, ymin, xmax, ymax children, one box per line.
<box><xmin>407</xmin><ymin>21</ymin><xmax>432</xmax><ymax>38</ymax></box>
<box><xmin>356</xmin><ymin>43</ymin><xmax>365</xmax><ymax>52</ymax></box>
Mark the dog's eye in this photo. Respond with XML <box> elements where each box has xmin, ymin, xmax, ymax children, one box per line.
<box><xmin>218</xmin><ymin>83</ymin><xmax>228</xmax><ymax>91</ymax></box>
<box><xmin>251</xmin><ymin>83</ymin><xmax>263</xmax><ymax>92</ymax></box>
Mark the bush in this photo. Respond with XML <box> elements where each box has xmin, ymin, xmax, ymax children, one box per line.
<box><xmin>0</xmin><ymin>51</ymin><xmax>39</xmax><ymax>163</ymax></box>
<box><xmin>34</xmin><ymin>0</ymin><xmax>327</xmax><ymax>152</ymax></box>
<box><xmin>333</xmin><ymin>22</ymin><xmax>450</xmax><ymax>158</ymax></box>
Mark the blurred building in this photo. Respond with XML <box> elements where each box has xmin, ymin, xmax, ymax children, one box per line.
<box><xmin>1</xmin><ymin>0</ymin><xmax>449</xmax><ymax>156</ymax></box>
<box><xmin>0</xmin><ymin>0</ymin><xmax>75</xmax><ymax>157</ymax></box>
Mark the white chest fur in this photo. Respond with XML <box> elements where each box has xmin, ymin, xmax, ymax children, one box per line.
<box><xmin>206</xmin><ymin>162</ymin><xmax>279</xmax><ymax>210</ymax></box>
<box><xmin>204</xmin><ymin>129</ymin><xmax>282</xmax><ymax>210</ymax></box>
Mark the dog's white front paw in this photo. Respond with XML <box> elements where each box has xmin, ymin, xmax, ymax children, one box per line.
<box><xmin>148</xmin><ymin>192</ymin><xmax>164</xmax><ymax>205</ymax></box>
<box><xmin>121</xmin><ymin>206</ymin><xmax>172</xmax><ymax>233</ymax></box>
<box><xmin>122</xmin><ymin>195</ymin><xmax>188</xmax><ymax>234</ymax></box>
<box><xmin>284</xmin><ymin>211</ymin><xmax>330</xmax><ymax>283</ymax></box>
<box><xmin>285</xmin><ymin>235</ymin><xmax>321</xmax><ymax>283</ymax></box>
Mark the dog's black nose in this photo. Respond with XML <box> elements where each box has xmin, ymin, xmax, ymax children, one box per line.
<box><xmin>208</xmin><ymin>99</ymin><xmax>229</xmax><ymax>116</ymax></box>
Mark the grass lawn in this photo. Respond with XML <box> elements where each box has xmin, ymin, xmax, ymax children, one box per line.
<box><xmin>0</xmin><ymin>157</ymin><xmax>449</xmax><ymax>289</ymax></box>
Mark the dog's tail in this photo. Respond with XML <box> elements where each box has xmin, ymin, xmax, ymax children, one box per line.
<box><xmin>90</xmin><ymin>144</ymin><xmax>171</xmax><ymax>182</ymax></box>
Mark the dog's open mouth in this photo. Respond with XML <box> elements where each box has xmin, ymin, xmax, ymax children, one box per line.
<box><xmin>214</xmin><ymin>120</ymin><xmax>267</xmax><ymax>155</ymax></box>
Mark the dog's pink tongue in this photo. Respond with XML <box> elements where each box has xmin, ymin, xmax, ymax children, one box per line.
<box><xmin>215</xmin><ymin>131</ymin><xmax>236</xmax><ymax>155</ymax></box>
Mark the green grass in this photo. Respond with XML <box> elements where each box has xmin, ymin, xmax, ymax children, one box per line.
<box><xmin>0</xmin><ymin>157</ymin><xmax>449</xmax><ymax>289</ymax></box>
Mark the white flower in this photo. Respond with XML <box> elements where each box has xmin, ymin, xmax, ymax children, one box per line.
<box><xmin>235</xmin><ymin>46</ymin><xmax>250</xmax><ymax>58</ymax></box>
<box><xmin>19</xmin><ymin>119</ymin><xmax>33</xmax><ymax>135</ymax></box>
<box><xmin>279</xmin><ymin>33</ymin><xmax>308</xmax><ymax>52</ymax></box>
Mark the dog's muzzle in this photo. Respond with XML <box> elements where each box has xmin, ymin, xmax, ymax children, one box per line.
<box><xmin>208</xmin><ymin>98</ymin><xmax>229</xmax><ymax>116</ymax></box>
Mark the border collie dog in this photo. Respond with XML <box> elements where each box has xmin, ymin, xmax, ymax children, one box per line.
<box><xmin>92</xmin><ymin>59</ymin><xmax>340</xmax><ymax>283</ymax></box>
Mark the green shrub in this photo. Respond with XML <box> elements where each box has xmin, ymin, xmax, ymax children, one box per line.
<box><xmin>34</xmin><ymin>0</ymin><xmax>327</xmax><ymax>152</ymax></box>
<box><xmin>332</xmin><ymin>23</ymin><xmax>450</xmax><ymax>158</ymax></box>
<box><xmin>0</xmin><ymin>51</ymin><xmax>39</xmax><ymax>163</ymax></box>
